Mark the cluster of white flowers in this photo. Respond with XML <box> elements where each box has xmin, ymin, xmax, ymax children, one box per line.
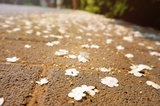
<box><xmin>128</xmin><ymin>64</ymin><xmax>152</xmax><ymax>77</ymax></box>
<box><xmin>68</xmin><ymin>85</ymin><xmax>98</xmax><ymax>100</ymax></box>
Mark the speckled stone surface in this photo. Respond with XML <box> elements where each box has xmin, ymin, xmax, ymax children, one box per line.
<box><xmin>0</xmin><ymin>4</ymin><xmax>160</xmax><ymax>106</ymax></box>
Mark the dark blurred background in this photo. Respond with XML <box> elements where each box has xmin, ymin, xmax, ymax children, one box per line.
<box><xmin>0</xmin><ymin>0</ymin><xmax>160</xmax><ymax>30</ymax></box>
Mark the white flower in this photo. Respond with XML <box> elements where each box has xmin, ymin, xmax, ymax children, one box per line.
<box><xmin>150</xmin><ymin>51</ymin><xmax>160</xmax><ymax>56</ymax></box>
<box><xmin>123</xmin><ymin>36</ymin><xmax>133</xmax><ymax>42</ymax></box>
<box><xmin>0</xmin><ymin>97</ymin><xmax>4</xmax><ymax>106</ymax></box>
<box><xmin>147</xmin><ymin>46</ymin><xmax>154</xmax><ymax>50</ymax></box>
<box><xmin>81</xmin><ymin>85</ymin><xmax>96</xmax><ymax>96</ymax></box>
<box><xmin>75</xmin><ymin>36</ymin><xmax>82</xmax><ymax>39</ymax></box>
<box><xmin>116</xmin><ymin>45</ymin><xmax>124</xmax><ymax>50</ymax></box>
<box><xmin>101</xmin><ymin>76</ymin><xmax>119</xmax><ymax>87</ymax></box>
<box><xmin>125</xmin><ymin>53</ymin><xmax>134</xmax><ymax>58</ymax></box>
<box><xmin>134</xmin><ymin>31</ymin><xmax>143</xmax><ymax>37</ymax></box>
<box><xmin>65</xmin><ymin>68</ymin><xmax>79</xmax><ymax>76</ymax></box>
<box><xmin>82</xmin><ymin>44</ymin><xmax>90</xmax><ymax>48</ymax></box>
<box><xmin>68</xmin><ymin>85</ymin><xmax>97</xmax><ymax>100</ymax></box>
<box><xmin>36</xmin><ymin>78</ymin><xmax>48</xmax><ymax>85</ymax></box>
<box><xmin>46</xmin><ymin>41</ymin><xmax>60</xmax><ymax>46</ymax></box>
<box><xmin>78</xmin><ymin>52</ymin><xmax>89</xmax><ymax>63</ymax></box>
<box><xmin>155</xmin><ymin>41</ymin><xmax>160</xmax><ymax>46</ymax></box>
<box><xmin>138</xmin><ymin>43</ymin><xmax>144</xmax><ymax>46</ymax></box>
<box><xmin>106</xmin><ymin>39</ymin><xmax>112</xmax><ymax>44</ymax></box>
<box><xmin>36</xmin><ymin>31</ymin><xmax>41</xmax><ymax>36</ymax></box>
<box><xmin>25</xmin><ymin>30</ymin><xmax>33</xmax><ymax>34</ymax></box>
<box><xmin>128</xmin><ymin>64</ymin><xmax>152</xmax><ymax>77</ymax></box>
<box><xmin>68</xmin><ymin>54</ymin><xmax>77</xmax><ymax>59</ymax></box>
<box><xmin>146</xmin><ymin>81</ymin><xmax>160</xmax><ymax>89</ymax></box>
<box><xmin>68</xmin><ymin>87</ymin><xmax>86</xmax><ymax>101</ymax></box>
<box><xmin>87</xmin><ymin>38</ymin><xmax>93</xmax><ymax>41</ymax></box>
<box><xmin>86</xmin><ymin>33</ymin><xmax>92</xmax><ymax>36</ymax></box>
<box><xmin>43</xmin><ymin>30</ymin><xmax>49</xmax><ymax>34</ymax></box>
<box><xmin>99</xmin><ymin>67</ymin><xmax>110</xmax><ymax>72</ymax></box>
<box><xmin>49</xmin><ymin>35</ymin><xmax>63</xmax><ymax>39</ymax></box>
<box><xmin>24</xmin><ymin>44</ymin><xmax>31</xmax><ymax>48</ymax></box>
<box><xmin>55</xmin><ymin>49</ymin><xmax>68</xmax><ymax>56</ymax></box>
<box><xmin>90</xmin><ymin>45</ymin><xmax>100</xmax><ymax>49</ymax></box>
<box><xmin>6</xmin><ymin>57</ymin><xmax>19</xmax><ymax>62</ymax></box>
<box><xmin>58</xmin><ymin>28</ymin><xmax>66</xmax><ymax>34</ymax></box>
<box><xmin>13</xmin><ymin>28</ymin><xmax>21</xmax><ymax>32</ymax></box>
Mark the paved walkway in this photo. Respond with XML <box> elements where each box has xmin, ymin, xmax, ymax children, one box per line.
<box><xmin>0</xmin><ymin>4</ymin><xmax>160</xmax><ymax>106</ymax></box>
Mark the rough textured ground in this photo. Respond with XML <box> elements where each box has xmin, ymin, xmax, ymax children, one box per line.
<box><xmin>0</xmin><ymin>4</ymin><xmax>160</xmax><ymax>106</ymax></box>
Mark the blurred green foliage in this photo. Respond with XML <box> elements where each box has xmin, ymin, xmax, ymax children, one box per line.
<box><xmin>80</xmin><ymin>0</ymin><xmax>130</xmax><ymax>18</ymax></box>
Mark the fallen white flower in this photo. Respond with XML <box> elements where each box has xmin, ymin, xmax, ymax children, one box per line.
<box><xmin>36</xmin><ymin>31</ymin><xmax>41</xmax><ymax>36</ymax></box>
<box><xmin>82</xmin><ymin>44</ymin><xmax>90</xmax><ymax>48</ymax></box>
<box><xmin>86</xmin><ymin>33</ymin><xmax>92</xmax><ymax>36</ymax></box>
<box><xmin>81</xmin><ymin>85</ymin><xmax>96</xmax><ymax>96</ymax></box>
<box><xmin>91</xmin><ymin>45</ymin><xmax>100</xmax><ymax>49</ymax></box>
<box><xmin>116</xmin><ymin>45</ymin><xmax>124</xmax><ymax>50</ymax></box>
<box><xmin>128</xmin><ymin>64</ymin><xmax>152</xmax><ymax>77</ymax></box>
<box><xmin>101</xmin><ymin>76</ymin><xmax>119</xmax><ymax>87</ymax></box>
<box><xmin>138</xmin><ymin>43</ymin><xmax>144</xmax><ymax>46</ymax></box>
<box><xmin>13</xmin><ymin>28</ymin><xmax>21</xmax><ymax>32</ymax></box>
<box><xmin>24</xmin><ymin>44</ymin><xmax>31</xmax><ymax>48</ymax></box>
<box><xmin>43</xmin><ymin>30</ymin><xmax>49</xmax><ymax>34</ymax></box>
<box><xmin>68</xmin><ymin>54</ymin><xmax>77</xmax><ymax>59</ymax></box>
<box><xmin>150</xmin><ymin>51</ymin><xmax>160</xmax><ymax>56</ymax></box>
<box><xmin>125</xmin><ymin>53</ymin><xmax>134</xmax><ymax>58</ymax></box>
<box><xmin>49</xmin><ymin>35</ymin><xmax>63</xmax><ymax>39</ymax></box>
<box><xmin>146</xmin><ymin>81</ymin><xmax>160</xmax><ymax>89</ymax></box>
<box><xmin>65</xmin><ymin>68</ymin><xmax>79</xmax><ymax>76</ymax></box>
<box><xmin>106</xmin><ymin>39</ymin><xmax>112</xmax><ymax>44</ymax></box>
<box><xmin>123</xmin><ymin>36</ymin><xmax>133</xmax><ymax>42</ymax></box>
<box><xmin>55</xmin><ymin>49</ymin><xmax>68</xmax><ymax>56</ymax></box>
<box><xmin>87</xmin><ymin>38</ymin><xmax>92</xmax><ymax>41</ymax></box>
<box><xmin>75</xmin><ymin>36</ymin><xmax>82</xmax><ymax>39</ymax></box>
<box><xmin>78</xmin><ymin>52</ymin><xmax>89</xmax><ymax>63</ymax></box>
<box><xmin>155</xmin><ymin>41</ymin><xmax>160</xmax><ymax>46</ymax></box>
<box><xmin>6</xmin><ymin>57</ymin><xmax>19</xmax><ymax>62</ymax></box>
<box><xmin>58</xmin><ymin>28</ymin><xmax>66</xmax><ymax>34</ymax></box>
<box><xmin>25</xmin><ymin>30</ymin><xmax>33</xmax><ymax>34</ymax></box>
<box><xmin>68</xmin><ymin>85</ymin><xmax>97</xmax><ymax>100</ymax></box>
<box><xmin>134</xmin><ymin>31</ymin><xmax>143</xmax><ymax>37</ymax></box>
<box><xmin>36</xmin><ymin>78</ymin><xmax>48</xmax><ymax>85</ymax></box>
<box><xmin>68</xmin><ymin>87</ymin><xmax>86</xmax><ymax>101</ymax></box>
<box><xmin>147</xmin><ymin>46</ymin><xmax>154</xmax><ymax>50</ymax></box>
<box><xmin>46</xmin><ymin>41</ymin><xmax>60</xmax><ymax>46</ymax></box>
<box><xmin>99</xmin><ymin>67</ymin><xmax>111</xmax><ymax>72</ymax></box>
<box><xmin>0</xmin><ymin>97</ymin><xmax>4</xmax><ymax>106</ymax></box>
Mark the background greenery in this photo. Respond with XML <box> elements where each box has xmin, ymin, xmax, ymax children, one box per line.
<box><xmin>1</xmin><ymin>0</ymin><xmax>159</xmax><ymax>30</ymax></box>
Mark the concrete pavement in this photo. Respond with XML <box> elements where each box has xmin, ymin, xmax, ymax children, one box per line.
<box><xmin>0</xmin><ymin>4</ymin><xmax>160</xmax><ymax>106</ymax></box>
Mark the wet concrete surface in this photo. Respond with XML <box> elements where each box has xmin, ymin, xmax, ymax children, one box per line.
<box><xmin>0</xmin><ymin>4</ymin><xmax>160</xmax><ymax>106</ymax></box>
